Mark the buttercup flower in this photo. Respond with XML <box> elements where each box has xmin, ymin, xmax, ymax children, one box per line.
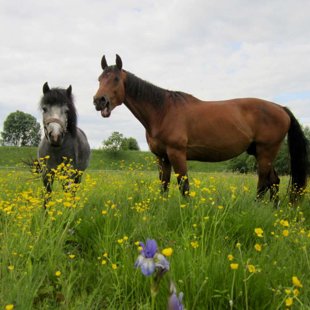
<box><xmin>135</xmin><ymin>239</ymin><xmax>170</xmax><ymax>276</ymax></box>
<box><xmin>255</xmin><ymin>228</ymin><xmax>264</xmax><ymax>238</ymax></box>
<box><xmin>254</xmin><ymin>243</ymin><xmax>262</xmax><ymax>252</ymax></box>
<box><xmin>247</xmin><ymin>264</ymin><xmax>256</xmax><ymax>273</ymax></box>
<box><xmin>230</xmin><ymin>263</ymin><xmax>239</xmax><ymax>270</ymax></box>
<box><xmin>55</xmin><ymin>270</ymin><xmax>61</xmax><ymax>277</ymax></box>
<box><xmin>285</xmin><ymin>297</ymin><xmax>293</xmax><ymax>307</ymax></box>
<box><xmin>292</xmin><ymin>276</ymin><xmax>303</xmax><ymax>288</ymax></box>
<box><xmin>227</xmin><ymin>254</ymin><xmax>234</xmax><ymax>261</ymax></box>
<box><xmin>162</xmin><ymin>247</ymin><xmax>173</xmax><ymax>257</ymax></box>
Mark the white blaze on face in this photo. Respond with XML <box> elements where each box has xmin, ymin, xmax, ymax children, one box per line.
<box><xmin>47</xmin><ymin>122</ymin><xmax>63</xmax><ymax>143</ymax></box>
<box><xmin>44</xmin><ymin>105</ymin><xmax>68</xmax><ymax>145</ymax></box>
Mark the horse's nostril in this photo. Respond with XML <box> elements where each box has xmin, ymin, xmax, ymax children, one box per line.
<box><xmin>94</xmin><ymin>96</ymin><xmax>107</xmax><ymax>110</ymax></box>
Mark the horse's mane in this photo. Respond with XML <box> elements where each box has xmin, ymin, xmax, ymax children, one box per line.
<box><xmin>125</xmin><ymin>71</ymin><xmax>187</xmax><ymax>106</ymax></box>
<box><xmin>40</xmin><ymin>88</ymin><xmax>77</xmax><ymax>136</ymax></box>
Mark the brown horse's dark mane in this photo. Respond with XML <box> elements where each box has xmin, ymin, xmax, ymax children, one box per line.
<box><xmin>40</xmin><ymin>88</ymin><xmax>77</xmax><ymax>136</ymax></box>
<box><xmin>124</xmin><ymin>71</ymin><xmax>188</xmax><ymax>107</ymax></box>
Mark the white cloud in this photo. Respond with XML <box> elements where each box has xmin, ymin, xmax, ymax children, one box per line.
<box><xmin>1</xmin><ymin>0</ymin><xmax>310</xmax><ymax>150</ymax></box>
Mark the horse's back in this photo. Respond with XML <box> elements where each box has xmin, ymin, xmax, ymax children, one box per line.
<box><xmin>189</xmin><ymin>97</ymin><xmax>290</xmax><ymax>141</ymax></box>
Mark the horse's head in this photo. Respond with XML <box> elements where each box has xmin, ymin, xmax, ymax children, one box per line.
<box><xmin>93</xmin><ymin>54</ymin><xmax>125</xmax><ymax>118</ymax></box>
<box><xmin>40</xmin><ymin>82</ymin><xmax>74</xmax><ymax>146</ymax></box>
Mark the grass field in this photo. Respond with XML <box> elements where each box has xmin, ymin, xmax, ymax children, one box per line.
<box><xmin>0</xmin><ymin>147</ymin><xmax>229</xmax><ymax>172</ymax></box>
<box><xmin>0</xmin><ymin>148</ymin><xmax>309</xmax><ymax>309</ymax></box>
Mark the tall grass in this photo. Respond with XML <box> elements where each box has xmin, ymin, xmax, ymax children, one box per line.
<box><xmin>0</xmin><ymin>160</ymin><xmax>309</xmax><ymax>309</ymax></box>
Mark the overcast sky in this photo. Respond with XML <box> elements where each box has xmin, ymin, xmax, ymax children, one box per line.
<box><xmin>1</xmin><ymin>0</ymin><xmax>309</xmax><ymax>150</ymax></box>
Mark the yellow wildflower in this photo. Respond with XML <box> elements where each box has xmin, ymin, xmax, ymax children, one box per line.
<box><xmin>254</xmin><ymin>243</ymin><xmax>262</xmax><ymax>252</ymax></box>
<box><xmin>285</xmin><ymin>289</ymin><xmax>291</xmax><ymax>295</ymax></box>
<box><xmin>285</xmin><ymin>297</ymin><xmax>293</xmax><ymax>307</ymax></box>
<box><xmin>227</xmin><ymin>254</ymin><xmax>234</xmax><ymax>261</ymax></box>
<box><xmin>280</xmin><ymin>219</ymin><xmax>289</xmax><ymax>227</ymax></box>
<box><xmin>247</xmin><ymin>264</ymin><xmax>256</xmax><ymax>273</ymax></box>
<box><xmin>255</xmin><ymin>228</ymin><xmax>264</xmax><ymax>238</ymax></box>
<box><xmin>230</xmin><ymin>263</ymin><xmax>239</xmax><ymax>270</ymax></box>
<box><xmin>189</xmin><ymin>191</ymin><xmax>196</xmax><ymax>197</ymax></box>
<box><xmin>191</xmin><ymin>241</ymin><xmax>199</xmax><ymax>249</ymax></box>
<box><xmin>292</xmin><ymin>276</ymin><xmax>303</xmax><ymax>288</ymax></box>
<box><xmin>162</xmin><ymin>247</ymin><xmax>173</xmax><ymax>257</ymax></box>
<box><xmin>55</xmin><ymin>271</ymin><xmax>61</xmax><ymax>277</ymax></box>
<box><xmin>282</xmin><ymin>230</ymin><xmax>289</xmax><ymax>237</ymax></box>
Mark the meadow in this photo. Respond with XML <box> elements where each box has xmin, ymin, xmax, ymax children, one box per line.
<box><xmin>0</xmin><ymin>148</ymin><xmax>309</xmax><ymax>309</ymax></box>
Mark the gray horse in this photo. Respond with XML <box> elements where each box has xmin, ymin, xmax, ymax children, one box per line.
<box><xmin>38</xmin><ymin>82</ymin><xmax>90</xmax><ymax>200</ymax></box>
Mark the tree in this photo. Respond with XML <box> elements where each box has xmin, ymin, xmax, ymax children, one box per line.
<box><xmin>102</xmin><ymin>131</ymin><xmax>140</xmax><ymax>152</ymax></box>
<box><xmin>121</xmin><ymin>137</ymin><xmax>140</xmax><ymax>151</ymax></box>
<box><xmin>102</xmin><ymin>131</ymin><xmax>125</xmax><ymax>152</ymax></box>
<box><xmin>1</xmin><ymin>111</ymin><xmax>41</xmax><ymax>146</ymax></box>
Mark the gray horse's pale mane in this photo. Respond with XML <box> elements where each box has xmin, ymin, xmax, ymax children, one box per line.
<box><xmin>125</xmin><ymin>71</ymin><xmax>187</xmax><ymax>107</ymax></box>
<box><xmin>40</xmin><ymin>88</ymin><xmax>77</xmax><ymax>136</ymax></box>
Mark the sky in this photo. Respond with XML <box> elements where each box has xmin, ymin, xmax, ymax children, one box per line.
<box><xmin>1</xmin><ymin>0</ymin><xmax>309</xmax><ymax>150</ymax></box>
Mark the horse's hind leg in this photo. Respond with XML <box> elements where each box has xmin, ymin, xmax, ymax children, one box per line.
<box><xmin>157</xmin><ymin>155</ymin><xmax>172</xmax><ymax>193</ymax></box>
<box><xmin>256</xmin><ymin>144</ymin><xmax>281</xmax><ymax>203</ymax></box>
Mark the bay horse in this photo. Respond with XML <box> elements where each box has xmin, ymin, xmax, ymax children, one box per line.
<box><xmin>93</xmin><ymin>55</ymin><xmax>308</xmax><ymax>202</ymax></box>
<box><xmin>38</xmin><ymin>82</ymin><xmax>91</xmax><ymax>203</ymax></box>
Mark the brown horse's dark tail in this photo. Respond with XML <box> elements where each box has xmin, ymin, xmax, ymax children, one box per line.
<box><xmin>283</xmin><ymin>107</ymin><xmax>309</xmax><ymax>199</ymax></box>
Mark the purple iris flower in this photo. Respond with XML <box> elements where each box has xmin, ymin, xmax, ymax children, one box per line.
<box><xmin>168</xmin><ymin>282</ymin><xmax>184</xmax><ymax>310</ymax></box>
<box><xmin>135</xmin><ymin>239</ymin><xmax>170</xmax><ymax>276</ymax></box>
<box><xmin>140</xmin><ymin>239</ymin><xmax>158</xmax><ymax>258</ymax></box>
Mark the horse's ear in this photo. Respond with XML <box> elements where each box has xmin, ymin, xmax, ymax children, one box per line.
<box><xmin>67</xmin><ymin>85</ymin><xmax>72</xmax><ymax>97</ymax></box>
<box><xmin>43</xmin><ymin>82</ymin><xmax>50</xmax><ymax>94</ymax></box>
<box><xmin>116</xmin><ymin>54</ymin><xmax>122</xmax><ymax>70</ymax></box>
<box><xmin>101</xmin><ymin>55</ymin><xmax>108</xmax><ymax>70</ymax></box>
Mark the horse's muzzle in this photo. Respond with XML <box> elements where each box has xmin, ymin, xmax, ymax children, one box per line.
<box><xmin>93</xmin><ymin>96</ymin><xmax>109</xmax><ymax>111</ymax></box>
<box><xmin>93</xmin><ymin>96</ymin><xmax>111</xmax><ymax>117</ymax></box>
<box><xmin>49</xmin><ymin>131</ymin><xmax>64</xmax><ymax>146</ymax></box>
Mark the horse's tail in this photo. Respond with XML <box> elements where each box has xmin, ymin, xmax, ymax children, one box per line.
<box><xmin>283</xmin><ymin>107</ymin><xmax>309</xmax><ymax>198</ymax></box>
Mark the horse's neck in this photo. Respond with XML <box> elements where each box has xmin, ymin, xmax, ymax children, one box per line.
<box><xmin>124</xmin><ymin>96</ymin><xmax>162</xmax><ymax>133</ymax></box>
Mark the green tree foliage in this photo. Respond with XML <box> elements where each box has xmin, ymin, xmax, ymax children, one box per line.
<box><xmin>102</xmin><ymin>131</ymin><xmax>140</xmax><ymax>153</ymax></box>
<box><xmin>121</xmin><ymin>137</ymin><xmax>140</xmax><ymax>151</ymax></box>
<box><xmin>1</xmin><ymin>111</ymin><xmax>41</xmax><ymax>146</ymax></box>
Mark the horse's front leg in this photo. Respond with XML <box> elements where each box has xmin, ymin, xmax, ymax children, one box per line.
<box><xmin>157</xmin><ymin>155</ymin><xmax>172</xmax><ymax>193</ymax></box>
<box><xmin>43</xmin><ymin>171</ymin><xmax>54</xmax><ymax>208</ymax></box>
<box><xmin>167</xmin><ymin>148</ymin><xmax>189</xmax><ymax>195</ymax></box>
